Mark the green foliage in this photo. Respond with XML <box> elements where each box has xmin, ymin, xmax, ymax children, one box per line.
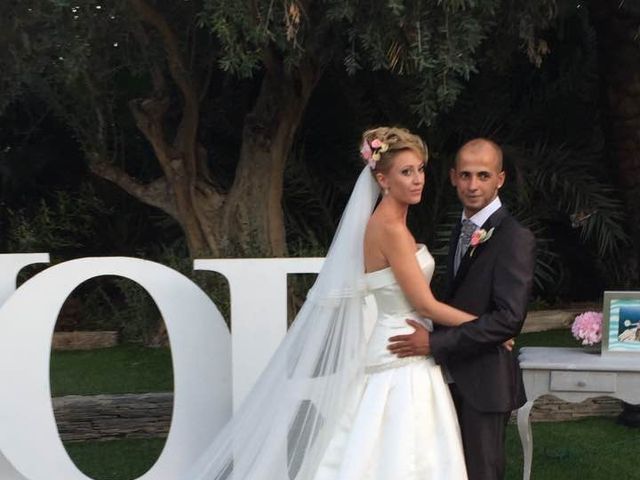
<box><xmin>67</xmin><ymin>239</ymin><xmax>231</xmax><ymax>344</ymax></box>
<box><xmin>1</xmin><ymin>0</ymin><xmax>201</xmax><ymax>177</ymax></box>
<box><xmin>2</xmin><ymin>185</ymin><xmax>226</xmax><ymax>344</ymax></box>
<box><xmin>200</xmin><ymin>0</ymin><xmax>555</xmax><ymax>125</ymax></box>
<box><xmin>5</xmin><ymin>183</ymin><xmax>112</xmax><ymax>253</ymax></box>
<box><xmin>3</xmin><ymin>183</ymin><xmax>154</xmax><ymax>342</ymax></box>
<box><xmin>1</xmin><ymin>0</ymin><xmax>632</xmax><ymax>305</ymax></box>
<box><xmin>524</xmin><ymin>143</ymin><xmax>628</xmax><ymax>259</ymax></box>
<box><xmin>489</xmin><ymin>140</ymin><xmax>630</xmax><ymax>294</ymax></box>
<box><xmin>77</xmin><ymin>277</ymin><xmax>165</xmax><ymax>345</ymax></box>
<box><xmin>412</xmin><ymin>4</ymin><xmax>632</xmax><ymax>298</ymax></box>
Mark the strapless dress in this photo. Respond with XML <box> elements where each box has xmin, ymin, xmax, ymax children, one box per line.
<box><xmin>312</xmin><ymin>245</ymin><xmax>467</xmax><ymax>479</ymax></box>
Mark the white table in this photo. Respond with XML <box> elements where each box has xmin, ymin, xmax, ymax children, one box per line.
<box><xmin>517</xmin><ymin>347</ymin><xmax>640</xmax><ymax>480</ymax></box>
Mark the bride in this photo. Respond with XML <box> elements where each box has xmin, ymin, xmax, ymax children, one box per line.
<box><xmin>188</xmin><ymin>127</ymin><xmax>474</xmax><ymax>479</ymax></box>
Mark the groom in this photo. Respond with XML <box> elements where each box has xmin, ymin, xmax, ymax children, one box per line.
<box><xmin>388</xmin><ymin>138</ymin><xmax>535</xmax><ymax>480</ymax></box>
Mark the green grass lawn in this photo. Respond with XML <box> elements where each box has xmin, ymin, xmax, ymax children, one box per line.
<box><xmin>63</xmin><ymin>418</ymin><xmax>637</xmax><ymax>480</ymax></box>
<box><xmin>49</xmin><ymin>329</ymin><xmax>575</xmax><ymax>397</ymax></box>
<box><xmin>50</xmin><ymin>344</ymin><xmax>173</xmax><ymax>396</ymax></box>
<box><xmin>504</xmin><ymin>418</ymin><xmax>638</xmax><ymax>480</ymax></box>
<box><xmin>56</xmin><ymin>330</ymin><xmax>635</xmax><ymax>479</ymax></box>
<box><xmin>516</xmin><ymin>328</ymin><xmax>576</xmax><ymax>349</ymax></box>
<box><xmin>65</xmin><ymin>438</ymin><xmax>167</xmax><ymax>480</ymax></box>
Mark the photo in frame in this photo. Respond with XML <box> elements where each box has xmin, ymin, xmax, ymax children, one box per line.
<box><xmin>602</xmin><ymin>291</ymin><xmax>640</xmax><ymax>355</ymax></box>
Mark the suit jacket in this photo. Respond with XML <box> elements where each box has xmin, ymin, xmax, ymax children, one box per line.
<box><xmin>430</xmin><ymin>206</ymin><xmax>535</xmax><ymax>413</ymax></box>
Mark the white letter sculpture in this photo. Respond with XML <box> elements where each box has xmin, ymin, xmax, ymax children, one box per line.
<box><xmin>195</xmin><ymin>258</ymin><xmax>323</xmax><ymax>409</ymax></box>
<box><xmin>0</xmin><ymin>257</ymin><xmax>230</xmax><ymax>480</ymax></box>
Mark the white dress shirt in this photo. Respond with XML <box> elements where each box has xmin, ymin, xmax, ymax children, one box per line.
<box><xmin>460</xmin><ymin>195</ymin><xmax>502</xmax><ymax>229</ymax></box>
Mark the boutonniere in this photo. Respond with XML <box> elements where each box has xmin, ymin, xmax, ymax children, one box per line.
<box><xmin>469</xmin><ymin>227</ymin><xmax>495</xmax><ymax>257</ymax></box>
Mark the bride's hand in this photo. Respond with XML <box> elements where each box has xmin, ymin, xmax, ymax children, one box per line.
<box><xmin>502</xmin><ymin>338</ymin><xmax>515</xmax><ymax>351</ymax></box>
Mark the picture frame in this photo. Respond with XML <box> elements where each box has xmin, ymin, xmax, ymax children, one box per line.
<box><xmin>602</xmin><ymin>291</ymin><xmax>640</xmax><ymax>355</ymax></box>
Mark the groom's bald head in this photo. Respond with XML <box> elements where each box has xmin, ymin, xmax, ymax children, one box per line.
<box><xmin>455</xmin><ymin>138</ymin><xmax>503</xmax><ymax>172</ymax></box>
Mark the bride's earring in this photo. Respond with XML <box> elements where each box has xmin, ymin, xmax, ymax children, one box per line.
<box><xmin>384</xmin><ymin>187</ymin><xmax>390</xmax><ymax>196</ymax></box>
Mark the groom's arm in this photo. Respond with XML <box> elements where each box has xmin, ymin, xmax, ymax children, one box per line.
<box><xmin>430</xmin><ymin>226</ymin><xmax>535</xmax><ymax>363</ymax></box>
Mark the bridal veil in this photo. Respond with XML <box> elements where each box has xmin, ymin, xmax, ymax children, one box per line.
<box><xmin>188</xmin><ymin>167</ymin><xmax>380</xmax><ymax>479</ymax></box>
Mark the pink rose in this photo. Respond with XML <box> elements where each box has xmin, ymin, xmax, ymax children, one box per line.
<box><xmin>468</xmin><ymin>227</ymin><xmax>494</xmax><ymax>256</ymax></box>
<box><xmin>470</xmin><ymin>230</ymin><xmax>483</xmax><ymax>247</ymax></box>
<box><xmin>370</xmin><ymin>139</ymin><xmax>382</xmax><ymax>149</ymax></box>
<box><xmin>360</xmin><ymin>140</ymin><xmax>372</xmax><ymax>161</ymax></box>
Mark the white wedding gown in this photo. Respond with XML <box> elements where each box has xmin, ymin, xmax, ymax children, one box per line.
<box><xmin>185</xmin><ymin>170</ymin><xmax>466</xmax><ymax>480</ymax></box>
<box><xmin>313</xmin><ymin>244</ymin><xmax>468</xmax><ymax>480</ymax></box>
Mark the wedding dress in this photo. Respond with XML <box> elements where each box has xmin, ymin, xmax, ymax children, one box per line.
<box><xmin>312</xmin><ymin>244</ymin><xmax>467</xmax><ymax>479</ymax></box>
<box><xmin>187</xmin><ymin>168</ymin><xmax>466</xmax><ymax>480</ymax></box>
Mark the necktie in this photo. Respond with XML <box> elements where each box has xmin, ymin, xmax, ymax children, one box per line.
<box><xmin>454</xmin><ymin>219</ymin><xmax>476</xmax><ymax>274</ymax></box>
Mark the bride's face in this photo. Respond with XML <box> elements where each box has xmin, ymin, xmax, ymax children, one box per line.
<box><xmin>377</xmin><ymin>150</ymin><xmax>425</xmax><ymax>205</ymax></box>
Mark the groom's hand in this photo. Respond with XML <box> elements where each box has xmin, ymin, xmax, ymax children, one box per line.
<box><xmin>387</xmin><ymin>319</ymin><xmax>431</xmax><ymax>357</ymax></box>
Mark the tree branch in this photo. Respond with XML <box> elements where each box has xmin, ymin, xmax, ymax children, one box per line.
<box><xmin>131</xmin><ymin>20</ymin><xmax>168</xmax><ymax>96</ymax></box>
<box><xmin>129</xmin><ymin>0</ymin><xmax>195</xmax><ymax>103</ymax></box>
<box><xmin>89</xmin><ymin>156</ymin><xmax>178</xmax><ymax>219</ymax></box>
<box><xmin>128</xmin><ymin>97</ymin><xmax>177</xmax><ymax>177</ymax></box>
<box><xmin>129</xmin><ymin>0</ymin><xmax>199</xmax><ymax>176</ymax></box>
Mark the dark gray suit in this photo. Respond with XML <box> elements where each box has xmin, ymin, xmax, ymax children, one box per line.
<box><xmin>431</xmin><ymin>206</ymin><xmax>535</xmax><ymax>480</ymax></box>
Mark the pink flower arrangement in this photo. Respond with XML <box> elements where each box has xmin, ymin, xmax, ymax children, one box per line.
<box><xmin>571</xmin><ymin>311</ymin><xmax>603</xmax><ymax>346</ymax></box>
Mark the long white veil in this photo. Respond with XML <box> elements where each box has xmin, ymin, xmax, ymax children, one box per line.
<box><xmin>188</xmin><ymin>167</ymin><xmax>380</xmax><ymax>479</ymax></box>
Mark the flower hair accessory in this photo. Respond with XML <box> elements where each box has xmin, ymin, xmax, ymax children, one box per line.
<box><xmin>360</xmin><ymin>138</ymin><xmax>389</xmax><ymax>169</ymax></box>
<box><xmin>469</xmin><ymin>227</ymin><xmax>495</xmax><ymax>257</ymax></box>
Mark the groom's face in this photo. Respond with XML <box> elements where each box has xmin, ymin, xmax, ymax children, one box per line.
<box><xmin>450</xmin><ymin>141</ymin><xmax>505</xmax><ymax>217</ymax></box>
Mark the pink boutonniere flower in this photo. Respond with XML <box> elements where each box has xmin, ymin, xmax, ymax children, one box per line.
<box><xmin>469</xmin><ymin>227</ymin><xmax>495</xmax><ymax>257</ymax></box>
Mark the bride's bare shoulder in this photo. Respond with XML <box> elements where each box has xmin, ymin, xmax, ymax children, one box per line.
<box><xmin>365</xmin><ymin>215</ymin><xmax>413</xmax><ymax>249</ymax></box>
<box><xmin>365</xmin><ymin>216</ymin><xmax>415</xmax><ymax>271</ymax></box>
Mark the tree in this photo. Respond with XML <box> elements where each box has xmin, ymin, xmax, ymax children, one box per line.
<box><xmin>431</xmin><ymin>3</ymin><xmax>632</xmax><ymax>295</ymax></box>
<box><xmin>2</xmin><ymin>0</ymin><xmax>557</xmax><ymax>258</ymax></box>
<box><xmin>588</xmin><ymin>0</ymin><xmax>640</xmax><ymax>281</ymax></box>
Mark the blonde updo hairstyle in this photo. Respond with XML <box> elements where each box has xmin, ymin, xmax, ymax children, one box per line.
<box><xmin>361</xmin><ymin>127</ymin><xmax>428</xmax><ymax>180</ymax></box>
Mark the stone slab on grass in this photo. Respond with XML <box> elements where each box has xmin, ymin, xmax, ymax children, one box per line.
<box><xmin>53</xmin><ymin>331</ymin><xmax>119</xmax><ymax>350</ymax></box>
<box><xmin>522</xmin><ymin>303</ymin><xmax>600</xmax><ymax>333</ymax></box>
<box><xmin>54</xmin><ymin>393</ymin><xmax>172</xmax><ymax>441</ymax></box>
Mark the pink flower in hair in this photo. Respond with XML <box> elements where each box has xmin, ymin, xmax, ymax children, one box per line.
<box><xmin>360</xmin><ymin>140</ymin><xmax>372</xmax><ymax>161</ymax></box>
<box><xmin>361</xmin><ymin>138</ymin><xmax>389</xmax><ymax>169</ymax></box>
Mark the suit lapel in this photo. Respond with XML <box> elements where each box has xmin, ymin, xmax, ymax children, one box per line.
<box><xmin>449</xmin><ymin>206</ymin><xmax>509</xmax><ymax>296</ymax></box>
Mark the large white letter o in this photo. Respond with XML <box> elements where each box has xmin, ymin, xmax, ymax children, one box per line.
<box><xmin>0</xmin><ymin>257</ymin><xmax>231</xmax><ymax>480</ymax></box>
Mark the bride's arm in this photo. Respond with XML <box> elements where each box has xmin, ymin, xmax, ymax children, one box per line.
<box><xmin>381</xmin><ymin>226</ymin><xmax>475</xmax><ymax>327</ymax></box>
